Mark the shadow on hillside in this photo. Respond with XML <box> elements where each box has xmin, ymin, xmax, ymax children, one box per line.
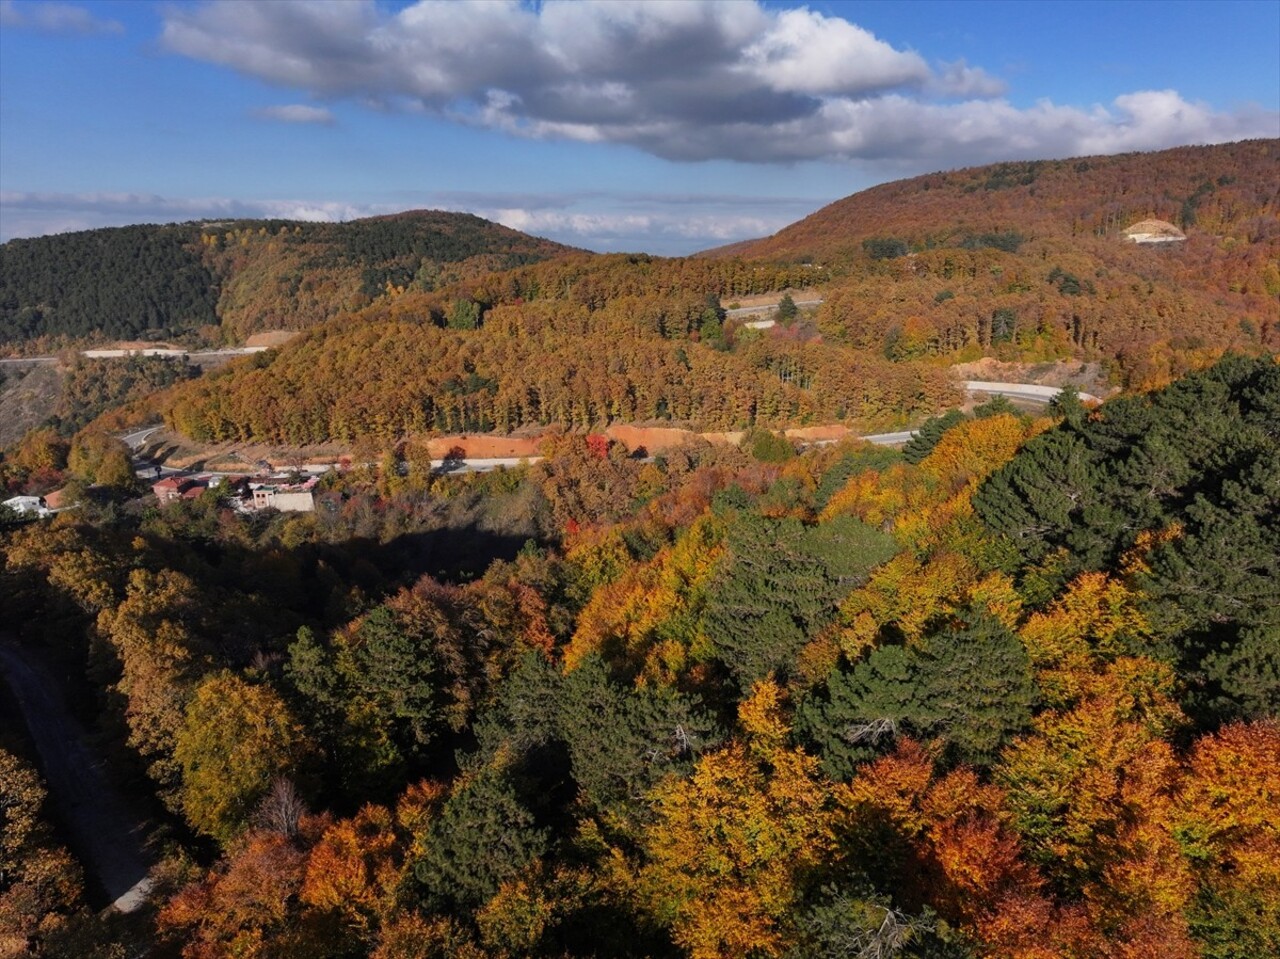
<box><xmin>368</xmin><ymin>524</ymin><xmax>531</xmax><ymax>583</ymax></box>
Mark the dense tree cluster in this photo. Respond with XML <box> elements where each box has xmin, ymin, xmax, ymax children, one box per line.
<box><xmin>160</xmin><ymin>294</ymin><xmax>952</xmax><ymax>443</ymax></box>
<box><xmin>0</xmin><ymin>212</ymin><xmax>574</xmax><ymax>346</ymax></box>
<box><xmin>974</xmin><ymin>355</ymin><xmax>1280</xmax><ymax>724</ymax></box>
<box><xmin>0</xmin><ymin>224</ymin><xmax>218</xmax><ymax>344</ymax></box>
<box><xmin>52</xmin><ymin>355</ymin><xmax>199</xmax><ymax>434</ymax></box>
<box><xmin>813</xmin><ymin>237</ymin><xmax>1276</xmax><ymax>387</ymax></box>
<box><xmin>0</xmin><ymin>748</ymin><xmax>85</xmax><ymax>952</ymax></box>
<box><xmin>2</xmin><ymin>356</ymin><xmax>1277</xmax><ymax>958</ymax></box>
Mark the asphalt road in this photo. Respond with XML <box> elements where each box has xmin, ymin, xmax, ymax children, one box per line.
<box><xmin>861</xmin><ymin>431</ymin><xmax>917</xmax><ymax>445</ymax></box>
<box><xmin>963</xmin><ymin>379</ymin><xmax>1101</xmax><ymax>404</ymax></box>
<box><xmin>2</xmin><ymin>347</ymin><xmax>267</xmax><ymax>366</ymax></box>
<box><xmin>0</xmin><ymin>640</ymin><xmax>154</xmax><ymax>912</ymax></box>
<box><xmin>847</xmin><ymin>382</ymin><xmax>1094</xmax><ymax>447</ymax></box>
<box><xmin>120</xmin><ymin>426</ymin><xmax>165</xmax><ymax>451</ymax></box>
<box><xmin>724</xmin><ymin>298</ymin><xmax>823</xmax><ymax>317</ymax></box>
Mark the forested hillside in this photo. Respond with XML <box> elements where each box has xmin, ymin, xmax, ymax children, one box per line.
<box><xmin>710</xmin><ymin>140</ymin><xmax>1280</xmax><ymax>389</ymax></box>
<box><xmin>712</xmin><ymin>140</ymin><xmax>1278</xmax><ymax>265</ymax></box>
<box><xmin>2</xmin><ymin>355</ymin><xmax>1276</xmax><ymax>959</ymax></box>
<box><xmin>125</xmin><ymin>140</ymin><xmax>1277</xmax><ymax>451</ymax></box>
<box><xmin>158</xmin><ymin>265</ymin><xmax>945</xmax><ymax>444</ymax></box>
<box><xmin>0</xmin><ymin>211</ymin><xmax>576</xmax><ymax>347</ymax></box>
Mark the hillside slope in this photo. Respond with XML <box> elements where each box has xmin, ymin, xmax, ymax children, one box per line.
<box><xmin>706</xmin><ymin>140</ymin><xmax>1279</xmax><ymax>388</ymax></box>
<box><xmin>707</xmin><ymin>140</ymin><xmax>1279</xmax><ymax>264</ymax></box>
<box><xmin>0</xmin><ymin>211</ymin><xmax>577</xmax><ymax>347</ymax></box>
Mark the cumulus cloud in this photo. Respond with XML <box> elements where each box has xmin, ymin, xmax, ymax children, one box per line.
<box><xmin>156</xmin><ymin>0</ymin><xmax>1278</xmax><ymax>166</ymax></box>
<box><xmin>0</xmin><ymin>0</ymin><xmax>123</xmax><ymax>35</ymax></box>
<box><xmin>931</xmin><ymin>60</ymin><xmax>1008</xmax><ymax>99</ymax></box>
<box><xmin>253</xmin><ymin>104</ymin><xmax>336</xmax><ymax>125</ymax></box>
<box><xmin>739</xmin><ymin>7</ymin><xmax>928</xmax><ymax>96</ymax></box>
<box><xmin>0</xmin><ymin>188</ymin><xmax>815</xmax><ymax>255</ymax></box>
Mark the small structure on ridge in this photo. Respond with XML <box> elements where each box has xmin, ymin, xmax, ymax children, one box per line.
<box><xmin>1121</xmin><ymin>219</ymin><xmax>1186</xmax><ymax>244</ymax></box>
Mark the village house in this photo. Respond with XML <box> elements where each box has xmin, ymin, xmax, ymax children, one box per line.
<box><xmin>249</xmin><ymin>476</ymin><xmax>318</xmax><ymax>513</ymax></box>
<box><xmin>152</xmin><ymin>476</ymin><xmax>202</xmax><ymax>504</ymax></box>
<box><xmin>152</xmin><ymin>475</ymin><xmax>249</xmax><ymax>506</ymax></box>
<box><xmin>151</xmin><ymin>471</ymin><xmax>316</xmax><ymax>513</ymax></box>
<box><xmin>2</xmin><ymin>494</ymin><xmax>51</xmax><ymax>518</ymax></box>
<box><xmin>42</xmin><ymin>488</ymin><xmax>72</xmax><ymax>511</ymax></box>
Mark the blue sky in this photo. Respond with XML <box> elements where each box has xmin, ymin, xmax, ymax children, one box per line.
<box><xmin>2</xmin><ymin>0</ymin><xmax>1277</xmax><ymax>254</ymax></box>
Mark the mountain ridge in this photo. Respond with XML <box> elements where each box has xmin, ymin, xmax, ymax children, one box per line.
<box><xmin>0</xmin><ymin>209</ymin><xmax>580</xmax><ymax>348</ymax></box>
<box><xmin>699</xmin><ymin>139</ymin><xmax>1280</xmax><ymax>263</ymax></box>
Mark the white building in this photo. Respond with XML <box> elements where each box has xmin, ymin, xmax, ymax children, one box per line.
<box><xmin>3</xmin><ymin>495</ymin><xmax>51</xmax><ymax>518</ymax></box>
<box><xmin>248</xmin><ymin>475</ymin><xmax>318</xmax><ymax>512</ymax></box>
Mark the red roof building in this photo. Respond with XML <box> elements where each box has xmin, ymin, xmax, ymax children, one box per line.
<box><xmin>152</xmin><ymin>476</ymin><xmax>197</xmax><ymax>504</ymax></box>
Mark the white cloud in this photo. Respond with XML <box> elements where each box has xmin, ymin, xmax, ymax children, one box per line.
<box><xmin>253</xmin><ymin>104</ymin><xmax>336</xmax><ymax>125</ymax></box>
<box><xmin>155</xmin><ymin>0</ymin><xmax>1278</xmax><ymax>166</ymax></box>
<box><xmin>487</xmin><ymin>207</ymin><xmax>783</xmax><ymax>247</ymax></box>
<box><xmin>740</xmin><ymin>7</ymin><xmax>928</xmax><ymax>95</ymax></box>
<box><xmin>932</xmin><ymin>60</ymin><xmax>1008</xmax><ymax>99</ymax></box>
<box><xmin>0</xmin><ymin>0</ymin><xmax>123</xmax><ymax>35</ymax></box>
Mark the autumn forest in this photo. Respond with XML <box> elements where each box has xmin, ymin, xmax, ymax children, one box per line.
<box><xmin>1</xmin><ymin>140</ymin><xmax>1278</xmax><ymax>959</ymax></box>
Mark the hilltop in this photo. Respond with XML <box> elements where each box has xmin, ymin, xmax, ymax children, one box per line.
<box><xmin>704</xmin><ymin>139</ymin><xmax>1279</xmax><ymax>264</ymax></box>
<box><xmin>0</xmin><ymin>210</ymin><xmax>578</xmax><ymax>348</ymax></box>
<box><xmin>702</xmin><ymin>140</ymin><xmax>1278</xmax><ymax>390</ymax></box>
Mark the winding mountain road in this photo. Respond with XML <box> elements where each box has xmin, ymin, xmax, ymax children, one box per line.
<box><xmin>853</xmin><ymin>381</ymin><xmax>1097</xmax><ymax>446</ymax></box>
<box><xmin>963</xmin><ymin>380</ymin><xmax>1100</xmax><ymax>404</ymax></box>
<box><xmin>0</xmin><ymin>640</ymin><xmax>154</xmax><ymax>912</ymax></box>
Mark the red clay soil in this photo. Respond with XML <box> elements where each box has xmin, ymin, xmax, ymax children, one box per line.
<box><xmin>244</xmin><ymin>330</ymin><xmax>301</xmax><ymax>348</ymax></box>
<box><xmin>425</xmin><ymin>434</ymin><xmax>545</xmax><ymax>458</ymax></box>
<box><xmin>606</xmin><ymin>423</ymin><xmax>707</xmax><ymax>453</ymax></box>
<box><xmin>160</xmin><ymin>421</ymin><xmax>861</xmax><ymax>471</ymax></box>
<box><xmin>698</xmin><ymin>431</ymin><xmax>747</xmax><ymax>447</ymax></box>
<box><xmin>423</xmin><ymin>424</ymin><xmax>852</xmax><ymax>458</ymax></box>
<box><xmin>784</xmin><ymin>425</ymin><xmax>855</xmax><ymax>443</ymax></box>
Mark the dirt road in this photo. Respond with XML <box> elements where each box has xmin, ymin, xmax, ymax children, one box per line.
<box><xmin>0</xmin><ymin>640</ymin><xmax>154</xmax><ymax>911</ymax></box>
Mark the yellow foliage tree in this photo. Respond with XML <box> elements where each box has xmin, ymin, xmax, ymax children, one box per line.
<box><xmin>1018</xmin><ymin>570</ymin><xmax>1156</xmax><ymax>708</ymax></box>
<box><xmin>174</xmin><ymin>672</ymin><xmax>313</xmax><ymax>843</ymax></box>
<box><xmin>1175</xmin><ymin>721</ymin><xmax>1280</xmax><ymax>954</ymax></box>
<box><xmin>917</xmin><ymin>413</ymin><xmax>1048</xmax><ymax>489</ymax></box>
<box><xmin>834</xmin><ymin>550</ymin><xmax>1020</xmax><ymax>658</ymax></box>
<box><xmin>97</xmin><ymin>568</ymin><xmax>208</xmax><ymax>796</ymax></box>
<box><xmin>565</xmin><ymin>513</ymin><xmax>725</xmax><ymax>683</ymax></box>
<box><xmin>636</xmin><ymin>680</ymin><xmax>841</xmax><ymax>958</ymax></box>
